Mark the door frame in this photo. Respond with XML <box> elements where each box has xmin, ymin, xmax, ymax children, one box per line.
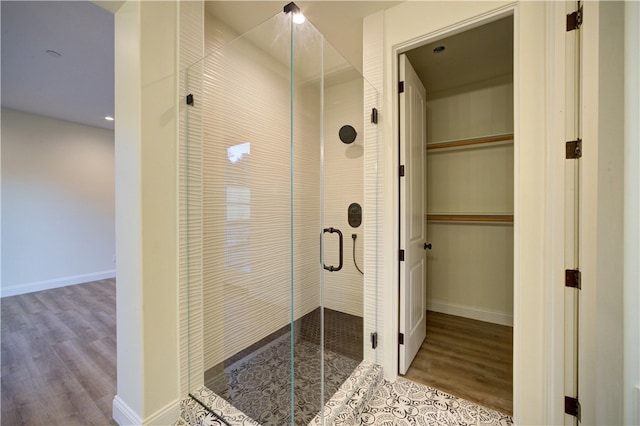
<box><xmin>383</xmin><ymin>3</ymin><xmax>568</xmax><ymax>423</ymax></box>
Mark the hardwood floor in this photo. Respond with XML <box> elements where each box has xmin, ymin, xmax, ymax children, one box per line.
<box><xmin>1</xmin><ymin>279</ymin><xmax>116</xmax><ymax>425</ymax></box>
<box><xmin>403</xmin><ymin>311</ymin><xmax>513</xmax><ymax>415</ymax></box>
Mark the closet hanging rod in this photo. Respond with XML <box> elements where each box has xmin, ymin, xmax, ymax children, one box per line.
<box><xmin>426</xmin><ymin>214</ymin><xmax>514</xmax><ymax>223</ymax></box>
<box><xmin>426</xmin><ymin>134</ymin><xmax>514</xmax><ymax>150</ymax></box>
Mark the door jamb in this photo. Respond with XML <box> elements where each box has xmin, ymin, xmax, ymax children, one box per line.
<box><xmin>385</xmin><ymin>3</ymin><xmax>520</xmax><ymax>415</ymax></box>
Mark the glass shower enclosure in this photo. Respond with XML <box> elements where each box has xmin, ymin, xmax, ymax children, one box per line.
<box><xmin>183</xmin><ymin>3</ymin><xmax>381</xmax><ymax>424</ymax></box>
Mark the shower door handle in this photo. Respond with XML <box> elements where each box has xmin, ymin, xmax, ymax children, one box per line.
<box><xmin>322</xmin><ymin>227</ymin><xmax>343</xmax><ymax>272</ymax></box>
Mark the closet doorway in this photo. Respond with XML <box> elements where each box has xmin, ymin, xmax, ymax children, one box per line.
<box><xmin>398</xmin><ymin>15</ymin><xmax>514</xmax><ymax>415</ymax></box>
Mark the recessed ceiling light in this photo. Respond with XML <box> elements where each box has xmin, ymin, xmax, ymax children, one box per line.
<box><xmin>46</xmin><ymin>49</ymin><xmax>62</xmax><ymax>58</ymax></box>
<box><xmin>105</xmin><ymin>116</ymin><xmax>114</xmax><ymax>121</ymax></box>
<box><xmin>433</xmin><ymin>46</ymin><xmax>446</xmax><ymax>54</ymax></box>
<box><xmin>293</xmin><ymin>12</ymin><xmax>305</xmax><ymax>24</ymax></box>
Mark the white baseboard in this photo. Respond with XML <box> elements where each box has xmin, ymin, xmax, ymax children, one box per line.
<box><xmin>1</xmin><ymin>270</ymin><xmax>116</xmax><ymax>298</ymax></box>
<box><xmin>427</xmin><ymin>299</ymin><xmax>513</xmax><ymax>326</ymax></box>
<box><xmin>113</xmin><ymin>395</ymin><xmax>181</xmax><ymax>426</ymax></box>
<box><xmin>145</xmin><ymin>398</ymin><xmax>181</xmax><ymax>426</ymax></box>
<box><xmin>113</xmin><ymin>395</ymin><xmax>142</xmax><ymax>426</ymax></box>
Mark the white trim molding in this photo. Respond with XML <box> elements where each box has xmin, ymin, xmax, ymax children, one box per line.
<box><xmin>0</xmin><ymin>270</ymin><xmax>116</xmax><ymax>298</ymax></box>
<box><xmin>144</xmin><ymin>398</ymin><xmax>181</xmax><ymax>426</ymax></box>
<box><xmin>113</xmin><ymin>395</ymin><xmax>142</xmax><ymax>426</ymax></box>
<box><xmin>113</xmin><ymin>395</ymin><xmax>180</xmax><ymax>426</ymax></box>
<box><xmin>427</xmin><ymin>299</ymin><xmax>513</xmax><ymax>327</ymax></box>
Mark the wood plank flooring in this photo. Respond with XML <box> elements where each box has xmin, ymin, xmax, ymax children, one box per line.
<box><xmin>403</xmin><ymin>311</ymin><xmax>513</xmax><ymax>415</ymax></box>
<box><xmin>1</xmin><ymin>279</ymin><xmax>117</xmax><ymax>425</ymax></box>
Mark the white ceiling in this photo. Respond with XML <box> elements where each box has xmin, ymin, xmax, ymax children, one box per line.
<box><xmin>1</xmin><ymin>1</ymin><xmax>114</xmax><ymax>130</ymax></box>
<box><xmin>2</xmin><ymin>1</ymin><xmax>511</xmax><ymax>131</ymax></box>
<box><xmin>1</xmin><ymin>1</ymin><xmax>401</xmax><ymax>131</ymax></box>
<box><xmin>406</xmin><ymin>15</ymin><xmax>513</xmax><ymax>95</ymax></box>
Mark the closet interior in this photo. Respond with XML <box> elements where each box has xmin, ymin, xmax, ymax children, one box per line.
<box><xmin>402</xmin><ymin>15</ymin><xmax>515</xmax><ymax>415</ymax></box>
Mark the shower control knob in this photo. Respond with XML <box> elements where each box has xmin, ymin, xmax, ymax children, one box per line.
<box><xmin>424</xmin><ymin>243</ymin><xmax>432</xmax><ymax>250</ymax></box>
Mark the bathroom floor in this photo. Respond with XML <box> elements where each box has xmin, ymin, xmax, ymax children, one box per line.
<box><xmin>403</xmin><ymin>311</ymin><xmax>513</xmax><ymax>415</ymax></box>
<box><xmin>181</xmin><ymin>375</ymin><xmax>513</xmax><ymax>426</ymax></box>
<box><xmin>358</xmin><ymin>378</ymin><xmax>513</xmax><ymax>426</ymax></box>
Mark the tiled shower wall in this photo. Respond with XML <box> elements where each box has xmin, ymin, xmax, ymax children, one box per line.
<box><xmin>201</xmin><ymin>15</ymin><xmax>321</xmax><ymax>371</ymax></box>
<box><xmin>323</xmin><ymin>78</ymin><xmax>364</xmax><ymax>317</ymax></box>
<box><xmin>180</xmin><ymin>7</ymin><xmax>386</xmax><ymax>389</ymax></box>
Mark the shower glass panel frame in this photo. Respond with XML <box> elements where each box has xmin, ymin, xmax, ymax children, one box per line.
<box><xmin>183</xmin><ymin>6</ymin><xmax>382</xmax><ymax>425</ymax></box>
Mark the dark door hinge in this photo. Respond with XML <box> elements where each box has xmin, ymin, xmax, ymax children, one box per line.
<box><xmin>565</xmin><ymin>269</ymin><xmax>581</xmax><ymax>289</ymax></box>
<box><xmin>186</xmin><ymin>94</ymin><xmax>194</xmax><ymax>106</ymax></box>
<box><xmin>399</xmin><ymin>165</ymin><xmax>405</xmax><ymax>177</ymax></box>
<box><xmin>371</xmin><ymin>107</ymin><xmax>378</xmax><ymax>124</ymax></box>
<box><xmin>565</xmin><ymin>396</ymin><xmax>581</xmax><ymax>420</ymax></box>
<box><xmin>566</xmin><ymin>5</ymin><xmax>583</xmax><ymax>31</ymax></box>
<box><xmin>399</xmin><ymin>249</ymin><xmax>405</xmax><ymax>262</ymax></box>
<box><xmin>371</xmin><ymin>332</ymin><xmax>378</xmax><ymax>349</ymax></box>
<box><xmin>566</xmin><ymin>139</ymin><xmax>582</xmax><ymax>159</ymax></box>
<box><xmin>399</xmin><ymin>81</ymin><xmax>405</xmax><ymax>93</ymax></box>
<box><xmin>399</xmin><ymin>333</ymin><xmax>404</xmax><ymax>345</ymax></box>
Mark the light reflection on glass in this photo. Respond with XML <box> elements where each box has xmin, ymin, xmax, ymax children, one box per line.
<box><xmin>225</xmin><ymin>142</ymin><xmax>251</xmax><ymax>272</ymax></box>
<box><xmin>227</xmin><ymin>142</ymin><xmax>250</xmax><ymax>164</ymax></box>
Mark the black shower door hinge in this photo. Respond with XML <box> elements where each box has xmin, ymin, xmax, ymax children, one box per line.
<box><xmin>567</xmin><ymin>4</ymin><xmax>583</xmax><ymax>31</ymax></box>
<box><xmin>399</xmin><ymin>165</ymin><xmax>405</xmax><ymax>177</ymax></box>
<box><xmin>566</xmin><ymin>139</ymin><xmax>582</xmax><ymax>159</ymax></box>
<box><xmin>284</xmin><ymin>2</ymin><xmax>300</xmax><ymax>14</ymax></box>
<box><xmin>371</xmin><ymin>332</ymin><xmax>378</xmax><ymax>349</ymax></box>
<box><xmin>399</xmin><ymin>81</ymin><xmax>405</xmax><ymax>93</ymax></box>
<box><xmin>565</xmin><ymin>269</ymin><xmax>581</xmax><ymax>289</ymax></box>
<box><xmin>565</xmin><ymin>396</ymin><xmax>581</xmax><ymax>420</ymax></box>
<box><xmin>399</xmin><ymin>333</ymin><xmax>404</xmax><ymax>345</ymax></box>
<box><xmin>399</xmin><ymin>249</ymin><xmax>405</xmax><ymax>262</ymax></box>
<box><xmin>186</xmin><ymin>94</ymin><xmax>194</xmax><ymax>106</ymax></box>
<box><xmin>371</xmin><ymin>107</ymin><xmax>378</xmax><ymax>124</ymax></box>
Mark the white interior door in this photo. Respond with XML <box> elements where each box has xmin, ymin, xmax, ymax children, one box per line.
<box><xmin>399</xmin><ymin>53</ymin><xmax>427</xmax><ymax>375</ymax></box>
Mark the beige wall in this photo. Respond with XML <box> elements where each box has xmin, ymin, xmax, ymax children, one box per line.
<box><xmin>623</xmin><ymin>2</ymin><xmax>640</xmax><ymax>423</ymax></box>
<box><xmin>113</xmin><ymin>1</ymin><xmax>181</xmax><ymax>423</ymax></box>
<box><xmin>425</xmin><ymin>77</ymin><xmax>514</xmax><ymax>325</ymax></box>
<box><xmin>426</xmin><ymin>75</ymin><xmax>514</xmax><ymax>143</ymax></box>
<box><xmin>579</xmin><ymin>2</ymin><xmax>625</xmax><ymax>424</ymax></box>
<box><xmin>1</xmin><ymin>108</ymin><xmax>115</xmax><ymax>296</ymax></box>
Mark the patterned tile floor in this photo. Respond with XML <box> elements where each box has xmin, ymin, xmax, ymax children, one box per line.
<box><xmin>182</xmin><ymin>375</ymin><xmax>514</xmax><ymax>426</ymax></box>
<box><xmin>208</xmin><ymin>335</ymin><xmax>359</xmax><ymax>425</ymax></box>
<box><xmin>359</xmin><ymin>378</ymin><xmax>513</xmax><ymax>426</ymax></box>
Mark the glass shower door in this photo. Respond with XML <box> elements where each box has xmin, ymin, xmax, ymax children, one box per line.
<box><xmin>184</xmin><ymin>5</ymin><xmax>380</xmax><ymax>425</ymax></box>
<box><xmin>201</xmin><ymin>11</ymin><xmax>297</xmax><ymax>425</ymax></box>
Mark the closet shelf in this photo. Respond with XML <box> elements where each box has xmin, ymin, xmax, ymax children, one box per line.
<box><xmin>426</xmin><ymin>133</ymin><xmax>514</xmax><ymax>151</ymax></box>
<box><xmin>426</xmin><ymin>213</ymin><xmax>514</xmax><ymax>224</ymax></box>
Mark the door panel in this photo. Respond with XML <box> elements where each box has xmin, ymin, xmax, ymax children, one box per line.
<box><xmin>399</xmin><ymin>53</ymin><xmax>427</xmax><ymax>375</ymax></box>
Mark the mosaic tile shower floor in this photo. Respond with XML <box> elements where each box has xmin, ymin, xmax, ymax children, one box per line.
<box><xmin>208</xmin><ymin>336</ymin><xmax>360</xmax><ymax>425</ymax></box>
